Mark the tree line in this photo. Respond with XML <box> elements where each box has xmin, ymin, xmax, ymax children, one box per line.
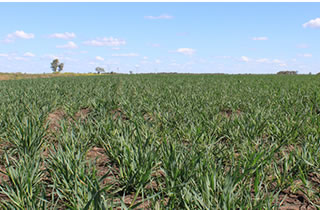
<box><xmin>50</xmin><ymin>59</ymin><xmax>305</xmax><ymax>75</ymax></box>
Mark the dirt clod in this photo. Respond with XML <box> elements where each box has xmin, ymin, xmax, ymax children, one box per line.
<box><xmin>278</xmin><ymin>190</ymin><xmax>316</xmax><ymax>210</ymax></box>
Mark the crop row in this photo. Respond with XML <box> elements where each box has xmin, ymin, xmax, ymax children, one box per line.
<box><xmin>0</xmin><ymin>74</ymin><xmax>319</xmax><ymax>209</ymax></box>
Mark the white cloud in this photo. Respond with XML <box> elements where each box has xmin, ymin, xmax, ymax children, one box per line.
<box><xmin>141</xmin><ymin>60</ymin><xmax>151</xmax><ymax>65</ymax></box>
<box><xmin>279</xmin><ymin>63</ymin><xmax>287</xmax><ymax>67</ymax></box>
<box><xmin>64</xmin><ymin>57</ymin><xmax>78</xmax><ymax>62</ymax></box>
<box><xmin>272</xmin><ymin>59</ymin><xmax>283</xmax><ymax>63</ymax></box>
<box><xmin>144</xmin><ymin>14</ymin><xmax>173</xmax><ymax>20</ymax></box>
<box><xmin>252</xmin><ymin>37</ymin><xmax>268</xmax><ymax>41</ymax></box>
<box><xmin>303</xmin><ymin>18</ymin><xmax>320</xmax><ymax>28</ymax></box>
<box><xmin>23</xmin><ymin>52</ymin><xmax>35</xmax><ymax>57</ymax></box>
<box><xmin>254</xmin><ymin>58</ymin><xmax>288</xmax><ymax>68</ymax></box>
<box><xmin>198</xmin><ymin>58</ymin><xmax>207</xmax><ymax>63</ymax></box>
<box><xmin>9</xmin><ymin>31</ymin><xmax>34</xmax><ymax>39</ymax></box>
<box><xmin>0</xmin><ymin>53</ymin><xmax>8</xmax><ymax>57</ymax></box>
<box><xmin>96</xmin><ymin>56</ymin><xmax>104</xmax><ymax>61</ymax></box>
<box><xmin>42</xmin><ymin>54</ymin><xmax>75</xmax><ymax>62</ymax></box>
<box><xmin>298</xmin><ymin>65</ymin><xmax>307</xmax><ymax>70</ymax></box>
<box><xmin>215</xmin><ymin>56</ymin><xmax>231</xmax><ymax>59</ymax></box>
<box><xmin>240</xmin><ymin>56</ymin><xmax>250</xmax><ymax>62</ymax></box>
<box><xmin>89</xmin><ymin>62</ymin><xmax>98</xmax><ymax>66</ymax></box>
<box><xmin>56</xmin><ymin>41</ymin><xmax>78</xmax><ymax>49</ymax></box>
<box><xmin>255</xmin><ymin>58</ymin><xmax>288</xmax><ymax>67</ymax></box>
<box><xmin>42</xmin><ymin>54</ymin><xmax>59</xmax><ymax>60</ymax></box>
<box><xmin>13</xmin><ymin>57</ymin><xmax>28</xmax><ymax>61</ymax></box>
<box><xmin>297</xmin><ymin>44</ymin><xmax>308</xmax><ymax>49</ymax></box>
<box><xmin>176</xmin><ymin>48</ymin><xmax>195</xmax><ymax>56</ymax></box>
<box><xmin>185</xmin><ymin>61</ymin><xmax>195</xmax><ymax>65</ymax></box>
<box><xmin>270</xmin><ymin>59</ymin><xmax>287</xmax><ymax>67</ymax></box>
<box><xmin>155</xmin><ymin>59</ymin><xmax>161</xmax><ymax>64</ymax></box>
<box><xmin>42</xmin><ymin>55</ymin><xmax>75</xmax><ymax>62</ymax></box>
<box><xmin>170</xmin><ymin>63</ymin><xmax>180</xmax><ymax>67</ymax></box>
<box><xmin>299</xmin><ymin>53</ymin><xmax>312</xmax><ymax>57</ymax></box>
<box><xmin>49</xmin><ymin>32</ymin><xmax>76</xmax><ymax>39</ymax></box>
<box><xmin>256</xmin><ymin>58</ymin><xmax>269</xmax><ymax>63</ymax></box>
<box><xmin>112</xmin><ymin>53</ymin><xmax>139</xmax><ymax>57</ymax></box>
<box><xmin>84</xmin><ymin>37</ymin><xmax>126</xmax><ymax>47</ymax></box>
<box><xmin>151</xmin><ymin>43</ymin><xmax>160</xmax><ymax>47</ymax></box>
<box><xmin>4</xmin><ymin>30</ymin><xmax>34</xmax><ymax>42</ymax></box>
<box><xmin>143</xmin><ymin>56</ymin><xmax>148</xmax><ymax>60</ymax></box>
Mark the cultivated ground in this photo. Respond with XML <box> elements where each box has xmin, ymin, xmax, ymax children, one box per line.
<box><xmin>0</xmin><ymin>74</ymin><xmax>319</xmax><ymax>209</ymax></box>
<box><xmin>0</xmin><ymin>72</ymin><xmax>100</xmax><ymax>81</ymax></box>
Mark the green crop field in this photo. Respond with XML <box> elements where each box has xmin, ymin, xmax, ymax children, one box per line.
<box><xmin>0</xmin><ymin>74</ymin><xmax>319</xmax><ymax>209</ymax></box>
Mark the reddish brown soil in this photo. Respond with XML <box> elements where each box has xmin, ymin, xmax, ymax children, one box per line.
<box><xmin>46</xmin><ymin>109</ymin><xmax>67</xmax><ymax>132</ymax></box>
<box><xmin>85</xmin><ymin>146</ymin><xmax>168</xmax><ymax>209</ymax></box>
<box><xmin>111</xmin><ymin>108</ymin><xmax>129</xmax><ymax>121</ymax></box>
<box><xmin>0</xmin><ymin>75</ymin><xmax>10</xmax><ymax>80</ymax></box>
<box><xmin>220</xmin><ymin>109</ymin><xmax>242</xmax><ymax>118</ymax></box>
<box><xmin>86</xmin><ymin>146</ymin><xmax>117</xmax><ymax>185</ymax></box>
<box><xmin>46</xmin><ymin>107</ymin><xmax>92</xmax><ymax>133</ymax></box>
<box><xmin>0</xmin><ymin>165</ymin><xmax>8</xmax><ymax>184</ymax></box>
<box><xmin>274</xmin><ymin>175</ymin><xmax>320</xmax><ymax>210</ymax></box>
<box><xmin>0</xmin><ymin>142</ymin><xmax>12</xmax><ymax>186</ymax></box>
<box><xmin>74</xmin><ymin>107</ymin><xmax>91</xmax><ymax>121</ymax></box>
<box><xmin>278</xmin><ymin>189</ymin><xmax>316</xmax><ymax>210</ymax></box>
<box><xmin>0</xmin><ymin>108</ymin><xmax>159</xmax><ymax>208</ymax></box>
<box><xmin>85</xmin><ymin>147</ymin><xmax>150</xmax><ymax>208</ymax></box>
<box><xmin>308</xmin><ymin>173</ymin><xmax>320</xmax><ymax>187</ymax></box>
<box><xmin>113</xmin><ymin>194</ymin><xmax>153</xmax><ymax>209</ymax></box>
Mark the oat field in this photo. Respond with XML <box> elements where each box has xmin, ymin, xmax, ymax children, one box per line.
<box><xmin>0</xmin><ymin>74</ymin><xmax>319</xmax><ymax>209</ymax></box>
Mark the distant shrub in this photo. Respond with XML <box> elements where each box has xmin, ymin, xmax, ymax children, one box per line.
<box><xmin>277</xmin><ymin>71</ymin><xmax>297</xmax><ymax>75</ymax></box>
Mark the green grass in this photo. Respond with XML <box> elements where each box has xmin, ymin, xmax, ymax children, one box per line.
<box><xmin>0</xmin><ymin>74</ymin><xmax>319</xmax><ymax>209</ymax></box>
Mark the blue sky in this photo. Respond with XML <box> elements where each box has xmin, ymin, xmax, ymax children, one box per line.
<box><xmin>0</xmin><ymin>3</ymin><xmax>320</xmax><ymax>74</ymax></box>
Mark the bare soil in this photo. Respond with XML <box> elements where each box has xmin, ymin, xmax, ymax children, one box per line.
<box><xmin>86</xmin><ymin>146</ymin><xmax>117</xmax><ymax>185</ymax></box>
<box><xmin>278</xmin><ymin>189</ymin><xmax>316</xmax><ymax>210</ymax></box>
<box><xmin>274</xmin><ymin>176</ymin><xmax>320</xmax><ymax>210</ymax></box>
<box><xmin>74</xmin><ymin>107</ymin><xmax>91</xmax><ymax>121</ymax></box>
<box><xmin>111</xmin><ymin>108</ymin><xmax>129</xmax><ymax>121</ymax></box>
<box><xmin>85</xmin><ymin>146</ymin><xmax>167</xmax><ymax>209</ymax></box>
<box><xmin>46</xmin><ymin>109</ymin><xmax>67</xmax><ymax>132</ymax></box>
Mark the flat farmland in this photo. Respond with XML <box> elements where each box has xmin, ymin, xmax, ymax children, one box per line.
<box><xmin>0</xmin><ymin>74</ymin><xmax>319</xmax><ymax>209</ymax></box>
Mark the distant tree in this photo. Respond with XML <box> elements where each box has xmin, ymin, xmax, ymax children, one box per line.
<box><xmin>129</xmin><ymin>71</ymin><xmax>133</xmax><ymax>74</ymax></box>
<box><xmin>51</xmin><ymin>59</ymin><xmax>59</xmax><ymax>73</ymax></box>
<box><xmin>277</xmin><ymin>71</ymin><xmax>297</xmax><ymax>75</ymax></box>
<box><xmin>95</xmin><ymin>67</ymin><xmax>105</xmax><ymax>74</ymax></box>
<box><xmin>58</xmin><ymin>63</ymin><xmax>64</xmax><ymax>72</ymax></box>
